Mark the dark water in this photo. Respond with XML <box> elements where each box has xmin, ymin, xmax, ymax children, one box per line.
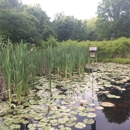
<box><xmin>93</xmin><ymin>85</ymin><xmax>130</xmax><ymax>130</ymax></box>
<box><xmin>95</xmin><ymin>110</ymin><xmax>130</xmax><ymax>130</ymax></box>
<box><xmin>69</xmin><ymin>82</ymin><xmax>130</xmax><ymax>130</ymax></box>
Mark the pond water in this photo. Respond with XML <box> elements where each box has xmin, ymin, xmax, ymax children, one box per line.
<box><xmin>72</xmin><ymin>85</ymin><xmax>130</xmax><ymax>130</ymax></box>
<box><xmin>0</xmin><ymin>63</ymin><xmax>130</xmax><ymax>130</ymax></box>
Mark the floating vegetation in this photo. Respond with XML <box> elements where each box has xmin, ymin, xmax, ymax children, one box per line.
<box><xmin>0</xmin><ymin>62</ymin><xmax>130</xmax><ymax>129</ymax></box>
<box><xmin>95</xmin><ymin>106</ymin><xmax>104</xmax><ymax>110</ymax></box>
<box><xmin>107</xmin><ymin>94</ymin><xmax>121</xmax><ymax>99</ymax></box>
<box><xmin>101</xmin><ymin>102</ymin><xmax>115</xmax><ymax>107</ymax></box>
<box><xmin>87</xmin><ymin>113</ymin><xmax>97</xmax><ymax>118</ymax></box>
<box><xmin>83</xmin><ymin>118</ymin><xmax>95</xmax><ymax>124</ymax></box>
<box><xmin>74</xmin><ymin>122</ymin><xmax>86</xmax><ymax>129</ymax></box>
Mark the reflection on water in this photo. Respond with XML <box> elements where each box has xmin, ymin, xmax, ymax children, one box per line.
<box><xmin>95</xmin><ymin>110</ymin><xmax>130</xmax><ymax>130</ymax></box>
<box><xmin>97</xmin><ymin>83</ymin><xmax>130</xmax><ymax>125</ymax></box>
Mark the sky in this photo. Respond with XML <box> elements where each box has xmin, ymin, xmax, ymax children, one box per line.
<box><xmin>21</xmin><ymin>0</ymin><xmax>101</xmax><ymax>20</ymax></box>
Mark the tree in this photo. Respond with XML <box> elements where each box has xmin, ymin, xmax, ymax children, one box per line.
<box><xmin>52</xmin><ymin>13</ymin><xmax>87</xmax><ymax>41</ymax></box>
<box><xmin>96</xmin><ymin>0</ymin><xmax>130</xmax><ymax>40</ymax></box>
<box><xmin>0</xmin><ymin>0</ymin><xmax>53</xmax><ymax>45</ymax></box>
<box><xmin>85</xmin><ymin>17</ymin><xmax>98</xmax><ymax>41</ymax></box>
<box><xmin>52</xmin><ymin>14</ymin><xmax>74</xmax><ymax>41</ymax></box>
<box><xmin>71</xmin><ymin>19</ymin><xmax>87</xmax><ymax>41</ymax></box>
<box><xmin>0</xmin><ymin>0</ymin><xmax>25</xmax><ymax>42</ymax></box>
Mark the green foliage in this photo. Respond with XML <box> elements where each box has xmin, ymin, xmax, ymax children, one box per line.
<box><xmin>96</xmin><ymin>0</ymin><xmax>130</xmax><ymax>40</ymax></box>
<box><xmin>112</xmin><ymin>58</ymin><xmax>130</xmax><ymax>64</ymax></box>
<box><xmin>0</xmin><ymin>39</ymin><xmax>89</xmax><ymax>104</ymax></box>
<box><xmin>1</xmin><ymin>37</ymin><xmax>130</xmax><ymax>105</ymax></box>
<box><xmin>85</xmin><ymin>17</ymin><xmax>98</xmax><ymax>41</ymax></box>
<box><xmin>41</xmin><ymin>36</ymin><xmax>58</xmax><ymax>49</ymax></box>
<box><xmin>1</xmin><ymin>43</ymin><xmax>12</xmax><ymax>104</ymax></box>
<box><xmin>53</xmin><ymin>40</ymin><xmax>88</xmax><ymax>78</ymax></box>
<box><xmin>85</xmin><ymin>37</ymin><xmax>130</xmax><ymax>62</ymax></box>
<box><xmin>1</xmin><ymin>0</ymin><xmax>130</xmax><ymax>44</ymax></box>
<box><xmin>52</xmin><ymin>14</ymin><xmax>87</xmax><ymax>41</ymax></box>
<box><xmin>0</xmin><ymin>0</ymin><xmax>52</xmax><ymax>45</ymax></box>
<box><xmin>1</xmin><ymin>42</ymin><xmax>31</xmax><ymax>104</ymax></box>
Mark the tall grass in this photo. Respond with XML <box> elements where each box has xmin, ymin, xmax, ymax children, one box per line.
<box><xmin>47</xmin><ymin>46</ymin><xmax>53</xmax><ymax>95</ymax></box>
<box><xmin>12</xmin><ymin>44</ymin><xmax>29</xmax><ymax>104</ymax></box>
<box><xmin>1</xmin><ymin>43</ymin><xmax>12</xmax><ymax>104</ymax></box>
<box><xmin>0</xmin><ymin>42</ymin><xmax>38</xmax><ymax>104</ymax></box>
<box><xmin>2</xmin><ymin>37</ymin><xmax>130</xmax><ymax>105</ymax></box>
<box><xmin>52</xmin><ymin>41</ymin><xmax>88</xmax><ymax>78</ymax></box>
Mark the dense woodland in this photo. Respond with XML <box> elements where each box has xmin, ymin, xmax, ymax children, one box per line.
<box><xmin>0</xmin><ymin>0</ymin><xmax>130</xmax><ymax>45</ymax></box>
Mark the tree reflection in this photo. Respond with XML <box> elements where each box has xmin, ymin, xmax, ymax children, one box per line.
<box><xmin>91</xmin><ymin>120</ymin><xmax>96</xmax><ymax>130</ymax></box>
<box><xmin>97</xmin><ymin>87</ymin><xmax>130</xmax><ymax>124</ymax></box>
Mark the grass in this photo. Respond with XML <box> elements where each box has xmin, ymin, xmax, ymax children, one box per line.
<box><xmin>1</xmin><ymin>37</ymin><xmax>130</xmax><ymax>105</ymax></box>
<box><xmin>0</xmin><ymin>41</ymin><xmax>89</xmax><ymax>104</ymax></box>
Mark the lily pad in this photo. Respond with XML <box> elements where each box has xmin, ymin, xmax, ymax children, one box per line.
<box><xmin>83</xmin><ymin>118</ymin><xmax>95</xmax><ymax>124</ymax></box>
<box><xmin>89</xmin><ymin>103</ymin><xmax>95</xmax><ymax>106</ymax></box>
<box><xmin>78</xmin><ymin>112</ymin><xmax>88</xmax><ymax>116</ymax></box>
<box><xmin>87</xmin><ymin>113</ymin><xmax>97</xmax><ymax>118</ymax></box>
<box><xmin>101</xmin><ymin>102</ymin><xmax>115</xmax><ymax>107</ymax></box>
<box><xmin>65</xmin><ymin>121</ymin><xmax>76</xmax><ymax>127</ymax></box>
<box><xmin>75</xmin><ymin>122</ymin><xmax>86</xmax><ymax>129</ymax></box>
<box><xmin>95</xmin><ymin>106</ymin><xmax>104</xmax><ymax>110</ymax></box>
<box><xmin>58</xmin><ymin>118</ymin><xmax>67</xmax><ymax>124</ymax></box>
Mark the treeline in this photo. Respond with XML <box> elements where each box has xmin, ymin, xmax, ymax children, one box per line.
<box><xmin>0</xmin><ymin>0</ymin><xmax>130</xmax><ymax>45</ymax></box>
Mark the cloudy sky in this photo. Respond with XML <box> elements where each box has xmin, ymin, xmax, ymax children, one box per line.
<box><xmin>21</xmin><ymin>0</ymin><xmax>101</xmax><ymax>20</ymax></box>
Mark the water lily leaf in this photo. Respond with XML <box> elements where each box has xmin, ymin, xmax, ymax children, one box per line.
<box><xmin>65</xmin><ymin>121</ymin><xmax>76</xmax><ymax>127</ymax></box>
<box><xmin>61</xmin><ymin>109</ymin><xmax>71</xmax><ymax>113</ymax></box>
<box><xmin>78</xmin><ymin>112</ymin><xmax>88</xmax><ymax>116</ymax></box>
<box><xmin>37</xmin><ymin>123</ymin><xmax>48</xmax><ymax>127</ymax></box>
<box><xmin>95</xmin><ymin>106</ymin><xmax>104</xmax><ymax>110</ymax></box>
<box><xmin>50</xmin><ymin>119</ymin><xmax>58</xmax><ymax>124</ymax></box>
<box><xmin>28</xmin><ymin>124</ymin><xmax>37</xmax><ymax>129</ymax></box>
<box><xmin>58</xmin><ymin>125</ymin><xmax>64</xmax><ymax>128</ymax></box>
<box><xmin>115</xmin><ymin>96</ymin><xmax>121</xmax><ymax>99</ymax></box>
<box><xmin>58</xmin><ymin>118</ymin><xmax>67</xmax><ymax>124</ymax></box>
<box><xmin>89</xmin><ymin>103</ymin><xmax>95</xmax><ymax>106</ymax></box>
<box><xmin>13</xmin><ymin>118</ymin><xmax>24</xmax><ymax>124</ymax></box>
<box><xmin>34</xmin><ymin>116</ymin><xmax>43</xmax><ymax>121</ymax></box>
<box><xmin>121</xmin><ymin>88</ymin><xmax>126</xmax><ymax>91</ymax></box>
<box><xmin>70</xmin><ymin>116</ymin><xmax>77</xmax><ymax>121</ymax></box>
<box><xmin>22</xmin><ymin>102</ymin><xmax>30</xmax><ymax>107</ymax></box>
<box><xmin>107</xmin><ymin>94</ymin><xmax>117</xmax><ymax>98</ymax></box>
<box><xmin>40</xmin><ymin>118</ymin><xmax>49</xmax><ymax>123</ymax></box>
<box><xmin>86</xmin><ymin>108</ymin><xmax>95</xmax><ymax>112</ymax></box>
<box><xmin>70</xmin><ymin>111</ymin><xmax>77</xmax><ymax>115</ymax></box>
<box><xmin>83</xmin><ymin>118</ymin><xmax>94</xmax><ymax>124</ymax></box>
<box><xmin>77</xmin><ymin>106</ymin><xmax>85</xmax><ymax>111</ymax></box>
<box><xmin>74</xmin><ymin>122</ymin><xmax>86</xmax><ymax>129</ymax></box>
<box><xmin>102</xmin><ymin>91</ymin><xmax>109</xmax><ymax>94</ymax></box>
<box><xmin>101</xmin><ymin>102</ymin><xmax>115</xmax><ymax>107</ymax></box>
<box><xmin>87</xmin><ymin>113</ymin><xmax>97</xmax><ymax>118</ymax></box>
<box><xmin>0</xmin><ymin>124</ymin><xmax>9</xmax><ymax>130</ymax></box>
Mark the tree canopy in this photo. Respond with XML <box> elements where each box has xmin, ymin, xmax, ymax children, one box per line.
<box><xmin>96</xmin><ymin>0</ymin><xmax>130</xmax><ymax>40</ymax></box>
<box><xmin>0</xmin><ymin>0</ymin><xmax>52</xmax><ymax>45</ymax></box>
<box><xmin>0</xmin><ymin>0</ymin><xmax>130</xmax><ymax>44</ymax></box>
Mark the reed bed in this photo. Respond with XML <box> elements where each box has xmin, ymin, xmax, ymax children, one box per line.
<box><xmin>52</xmin><ymin>43</ymin><xmax>88</xmax><ymax>78</ymax></box>
<box><xmin>2</xmin><ymin>37</ymin><xmax>130</xmax><ymax>105</ymax></box>
<box><xmin>0</xmin><ymin>41</ymin><xmax>89</xmax><ymax>105</ymax></box>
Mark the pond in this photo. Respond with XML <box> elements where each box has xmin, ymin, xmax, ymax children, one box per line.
<box><xmin>0</xmin><ymin>63</ymin><xmax>130</xmax><ymax>130</ymax></box>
